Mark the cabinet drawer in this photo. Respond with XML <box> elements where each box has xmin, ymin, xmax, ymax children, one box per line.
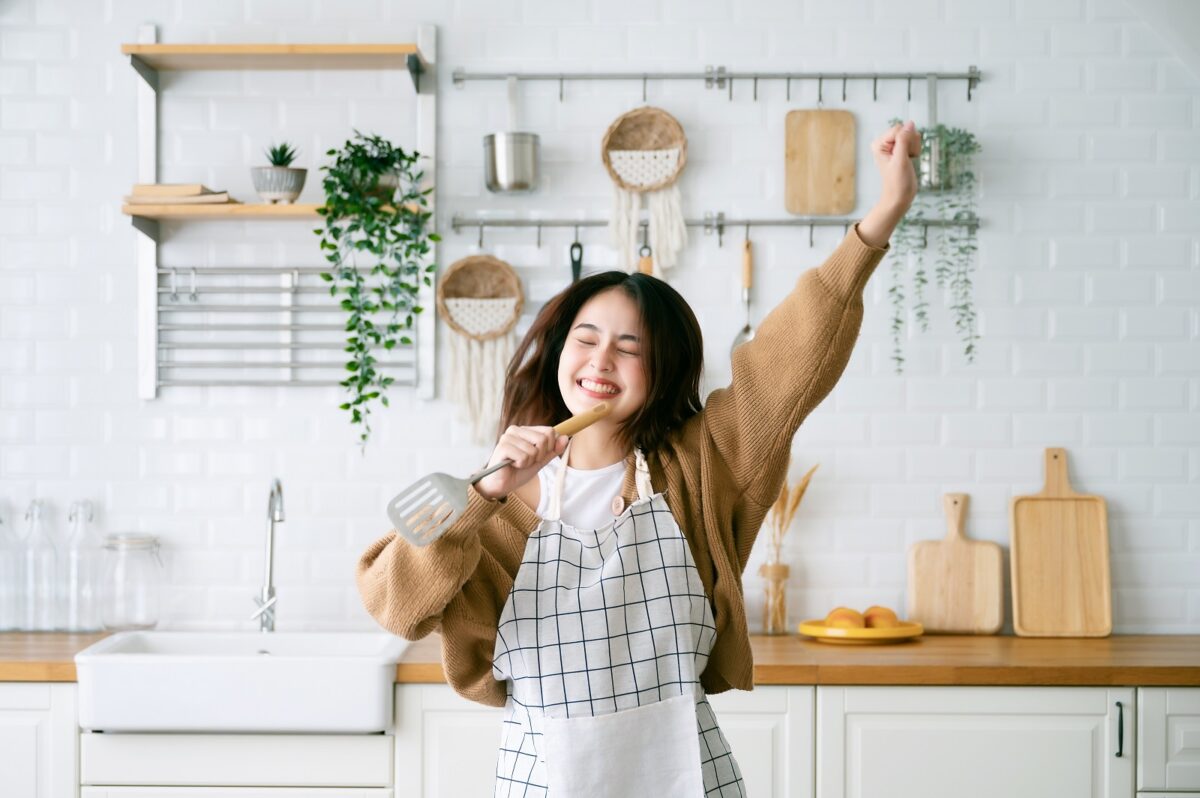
<box><xmin>81</xmin><ymin>733</ymin><xmax>392</xmax><ymax>787</ymax></box>
<box><xmin>1139</xmin><ymin>688</ymin><xmax>1200</xmax><ymax>791</ymax></box>
<box><xmin>82</xmin><ymin>791</ymin><xmax>392</xmax><ymax>797</ymax></box>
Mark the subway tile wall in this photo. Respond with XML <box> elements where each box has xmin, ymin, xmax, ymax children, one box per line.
<box><xmin>0</xmin><ymin>0</ymin><xmax>1197</xmax><ymax>633</ymax></box>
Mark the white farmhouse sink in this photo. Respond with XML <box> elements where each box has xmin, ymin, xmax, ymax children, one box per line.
<box><xmin>75</xmin><ymin>631</ymin><xmax>408</xmax><ymax>733</ymax></box>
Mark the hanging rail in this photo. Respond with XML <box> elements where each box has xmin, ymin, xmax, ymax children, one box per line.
<box><xmin>453</xmin><ymin>66</ymin><xmax>981</xmax><ymax>102</ymax></box>
<box><xmin>450</xmin><ymin>213</ymin><xmax>979</xmax><ymax>248</ymax></box>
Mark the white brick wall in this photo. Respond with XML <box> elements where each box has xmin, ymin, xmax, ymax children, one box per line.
<box><xmin>0</xmin><ymin>0</ymin><xmax>1196</xmax><ymax>635</ymax></box>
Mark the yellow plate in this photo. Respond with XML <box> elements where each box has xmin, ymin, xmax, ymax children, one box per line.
<box><xmin>797</xmin><ymin>619</ymin><xmax>924</xmax><ymax>645</ymax></box>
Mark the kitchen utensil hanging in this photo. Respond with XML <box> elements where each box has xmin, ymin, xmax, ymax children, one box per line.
<box><xmin>484</xmin><ymin>76</ymin><xmax>539</xmax><ymax>193</ymax></box>
<box><xmin>602</xmin><ymin>106</ymin><xmax>688</xmax><ymax>276</ymax></box>
<box><xmin>784</xmin><ymin>110</ymin><xmax>856</xmax><ymax>215</ymax></box>
<box><xmin>569</xmin><ymin>235</ymin><xmax>583</xmax><ymax>283</ymax></box>
<box><xmin>731</xmin><ymin>234</ymin><xmax>755</xmax><ymax>353</ymax></box>
<box><xmin>437</xmin><ymin>255</ymin><xmax>524</xmax><ymax>444</ymax></box>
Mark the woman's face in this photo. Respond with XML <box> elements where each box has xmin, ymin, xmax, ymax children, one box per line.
<box><xmin>557</xmin><ymin>288</ymin><xmax>648</xmax><ymax>424</ymax></box>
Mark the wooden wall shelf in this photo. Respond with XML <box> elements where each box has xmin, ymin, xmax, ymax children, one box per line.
<box><xmin>120</xmin><ymin>43</ymin><xmax>427</xmax><ymax>72</ymax></box>
<box><xmin>121</xmin><ymin>202</ymin><xmax>419</xmax><ymax>220</ymax></box>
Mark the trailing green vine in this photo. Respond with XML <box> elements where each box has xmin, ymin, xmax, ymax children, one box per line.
<box><xmin>887</xmin><ymin>120</ymin><xmax>981</xmax><ymax>373</ymax></box>
<box><xmin>316</xmin><ymin>131</ymin><xmax>439</xmax><ymax>449</ymax></box>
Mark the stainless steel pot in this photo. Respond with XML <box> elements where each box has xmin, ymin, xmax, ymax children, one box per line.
<box><xmin>484</xmin><ymin>131</ymin><xmax>539</xmax><ymax>193</ymax></box>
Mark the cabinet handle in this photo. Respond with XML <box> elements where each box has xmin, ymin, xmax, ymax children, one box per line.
<box><xmin>1115</xmin><ymin>701</ymin><xmax>1124</xmax><ymax>758</ymax></box>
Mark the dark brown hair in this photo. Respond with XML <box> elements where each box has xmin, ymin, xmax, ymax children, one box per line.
<box><xmin>499</xmin><ymin>271</ymin><xmax>704</xmax><ymax>452</ymax></box>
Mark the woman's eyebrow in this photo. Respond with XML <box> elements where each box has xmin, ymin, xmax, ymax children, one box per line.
<box><xmin>572</xmin><ymin>322</ymin><xmax>640</xmax><ymax>343</ymax></box>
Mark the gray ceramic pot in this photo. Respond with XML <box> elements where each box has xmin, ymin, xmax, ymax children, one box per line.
<box><xmin>251</xmin><ymin>166</ymin><xmax>307</xmax><ymax>204</ymax></box>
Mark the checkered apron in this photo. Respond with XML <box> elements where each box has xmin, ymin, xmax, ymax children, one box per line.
<box><xmin>492</xmin><ymin>445</ymin><xmax>746</xmax><ymax>797</ymax></box>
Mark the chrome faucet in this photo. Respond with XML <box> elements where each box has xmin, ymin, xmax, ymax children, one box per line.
<box><xmin>250</xmin><ymin>478</ymin><xmax>284</xmax><ymax>632</ymax></box>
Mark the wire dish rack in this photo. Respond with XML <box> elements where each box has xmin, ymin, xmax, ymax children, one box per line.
<box><xmin>155</xmin><ymin>265</ymin><xmax>417</xmax><ymax>389</ymax></box>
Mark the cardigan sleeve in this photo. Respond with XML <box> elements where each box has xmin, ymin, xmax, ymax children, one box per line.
<box><xmin>355</xmin><ymin>484</ymin><xmax>505</xmax><ymax>641</ymax></box>
<box><xmin>693</xmin><ymin>224</ymin><xmax>888</xmax><ymax>555</ymax></box>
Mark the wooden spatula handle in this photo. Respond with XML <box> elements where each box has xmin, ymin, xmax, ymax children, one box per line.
<box><xmin>552</xmin><ymin>402</ymin><xmax>612</xmax><ymax>437</ymax></box>
<box><xmin>943</xmin><ymin>493</ymin><xmax>968</xmax><ymax>541</ymax></box>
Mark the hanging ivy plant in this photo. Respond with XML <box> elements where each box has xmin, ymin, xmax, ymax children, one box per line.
<box><xmin>887</xmin><ymin>120</ymin><xmax>981</xmax><ymax>373</ymax></box>
<box><xmin>316</xmin><ymin>130</ymin><xmax>439</xmax><ymax>449</ymax></box>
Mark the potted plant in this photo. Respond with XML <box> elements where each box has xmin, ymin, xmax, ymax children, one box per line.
<box><xmin>886</xmin><ymin>120</ymin><xmax>981</xmax><ymax>373</ymax></box>
<box><xmin>316</xmin><ymin>130</ymin><xmax>438</xmax><ymax>449</ymax></box>
<box><xmin>252</xmin><ymin>142</ymin><xmax>306</xmax><ymax>204</ymax></box>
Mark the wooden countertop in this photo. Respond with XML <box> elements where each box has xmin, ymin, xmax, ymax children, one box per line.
<box><xmin>0</xmin><ymin>633</ymin><xmax>109</xmax><ymax>681</ymax></box>
<box><xmin>4</xmin><ymin>632</ymin><xmax>1199</xmax><ymax>686</ymax></box>
<box><xmin>396</xmin><ymin>633</ymin><xmax>1200</xmax><ymax>687</ymax></box>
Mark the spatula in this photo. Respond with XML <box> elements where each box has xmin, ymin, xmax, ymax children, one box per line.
<box><xmin>731</xmin><ymin>238</ymin><xmax>755</xmax><ymax>354</ymax></box>
<box><xmin>386</xmin><ymin>402</ymin><xmax>612</xmax><ymax>546</ymax></box>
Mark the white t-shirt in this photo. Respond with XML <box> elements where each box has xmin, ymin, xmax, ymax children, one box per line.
<box><xmin>535</xmin><ymin>455</ymin><xmax>626</xmax><ymax>529</ymax></box>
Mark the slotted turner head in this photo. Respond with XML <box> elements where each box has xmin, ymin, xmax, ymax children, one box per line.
<box><xmin>387</xmin><ymin>471</ymin><xmax>472</xmax><ymax>545</ymax></box>
<box><xmin>386</xmin><ymin>402</ymin><xmax>612</xmax><ymax>546</ymax></box>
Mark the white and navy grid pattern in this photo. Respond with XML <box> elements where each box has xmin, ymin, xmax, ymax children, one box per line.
<box><xmin>491</xmin><ymin>452</ymin><xmax>745</xmax><ymax>797</ymax></box>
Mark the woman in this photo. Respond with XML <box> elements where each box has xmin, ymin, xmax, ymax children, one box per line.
<box><xmin>358</xmin><ymin>121</ymin><xmax>922</xmax><ymax>796</ymax></box>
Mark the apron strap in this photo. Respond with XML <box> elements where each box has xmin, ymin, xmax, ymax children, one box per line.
<box><xmin>549</xmin><ymin>442</ymin><xmax>652</xmax><ymax>521</ymax></box>
<box><xmin>634</xmin><ymin>448</ymin><xmax>654</xmax><ymax>501</ymax></box>
<box><xmin>546</xmin><ymin>439</ymin><xmax>571</xmax><ymax>522</ymax></box>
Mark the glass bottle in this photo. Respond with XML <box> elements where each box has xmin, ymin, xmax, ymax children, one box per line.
<box><xmin>0</xmin><ymin>510</ymin><xmax>18</xmax><ymax>631</ymax></box>
<box><xmin>100</xmin><ymin>534</ymin><xmax>164</xmax><ymax>631</ymax></box>
<box><xmin>63</xmin><ymin>500</ymin><xmax>103</xmax><ymax>632</ymax></box>
<box><xmin>22</xmin><ymin>500</ymin><xmax>58</xmax><ymax>632</ymax></box>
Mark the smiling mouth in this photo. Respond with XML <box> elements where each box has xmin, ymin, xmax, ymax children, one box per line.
<box><xmin>578</xmin><ymin>378</ymin><xmax>621</xmax><ymax>396</ymax></box>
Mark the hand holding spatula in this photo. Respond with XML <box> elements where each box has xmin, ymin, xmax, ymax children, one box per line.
<box><xmin>386</xmin><ymin>402</ymin><xmax>612</xmax><ymax>546</ymax></box>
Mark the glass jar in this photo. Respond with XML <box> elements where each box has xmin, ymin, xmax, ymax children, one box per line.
<box><xmin>100</xmin><ymin>534</ymin><xmax>164</xmax><ymax>631</ymax></box>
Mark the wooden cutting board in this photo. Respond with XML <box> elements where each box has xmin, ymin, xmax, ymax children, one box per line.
<box><xmin>1010</xmin><ymin>448</ymin><xmax>1112</xmax><ymax>638</ymax></box>
<box><xmin>784</xmin><ymin>110</ymin><xmax>856</xmax><ymax>215</ymax></box>
<box><xmin>906</xmin><ymin>493</ymin><xmax>1004</xmax><ymax>634</ymax></box>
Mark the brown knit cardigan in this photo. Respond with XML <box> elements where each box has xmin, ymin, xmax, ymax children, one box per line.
<box><xmin>357</xmin><ymin>225</ymin><xmax>888</xmax><ymax>707</ymax></box>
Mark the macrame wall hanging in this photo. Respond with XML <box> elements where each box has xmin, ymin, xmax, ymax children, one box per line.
<box><xmin>437</xmin><ymin>255</ymin><xmax>524</xmax><ymax>444</ymax></box>
<box><xmin>602</xmin><ymin>106</ymin><xmax>689</xmax><ymax>277</ymax></box>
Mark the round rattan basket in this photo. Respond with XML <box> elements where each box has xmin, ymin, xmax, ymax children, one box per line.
<box><xmin>600</xmin><ymin>106</ymin><xmax>688</xmax><ymax>192</ymax></box>
<box><xmin>436</xmin><ymin>255</ymin><xmax>524</xmax><ymax>342</ymax></box>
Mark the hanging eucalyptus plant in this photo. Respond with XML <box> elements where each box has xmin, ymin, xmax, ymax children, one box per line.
<box><xmin>887</xmin><ymin>120</ymin><xmax>981</xmax><ymax>374</ymax></box>
<box><xmin>316</xmin><ymin>131</ymin><xmax>438</xmax><ymax>449</ymax></box>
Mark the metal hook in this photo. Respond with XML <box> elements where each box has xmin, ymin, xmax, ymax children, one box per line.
<box><xmin>842</xmin><ymin>74</ymin><xmax>847</xmax><ymax>102</ymax></box>
<box><xmin>921</xmin><ymin>224</ymin><xmax>929</xmax><ymax>249</ymax></box>
<box><xmin>728</xmin><ymin>75</ymin><xmax>733</xmax><ymax>101</ymax></box>
<box><xmin>189</xmin><ymin>267</ymin><xmax>198</xmax><ymax>301</ymax></box>
<box><xmin>169</xmin><ymin>268</ymin><xmax>179</xmax><ymax>301</ymax></box>
<box><xmin>536</xmin><ymin>223</ymin><xmax>542</xmax><ymax>248</ymax></box>
<box><xmin>642</xmin><ymin>74</ymin><xmax>647</xmax><ymax>103</ymax></box>
<box><xmin>872</xmin><ymin>76</ymin><xmax>878</xmax><ymax>101</ymax></box>
<box><xmin>818</xmin><ymin>75</ymin><xmax>823</xmax><ymax>106</ymax></box>
<box><xmin>559</xmin><ymin>75</ymin><xmax>564</xmax><ymax>102</ymax></box>
<box><xmin>907</xmin><ymin>76</ymin><xmax>912</xmax><ymax>102</ymax></box>
<box><xmin>573</xmin><ymin>224</ymin><xmax>580</xmax><ymax>241</ymax></box>
<box><xmin>744</xmin><ymin>222</ymin><xmax>750</xmax><ymax>241</ymax></box>
<box><xmin>753</xmin><ymin>76</ymin><xmax>758</xmax><ymax>101</ymax></box>
<box><xmin>809</xmin><ymin>224</ymin><xmax>815</xmax><ymax>248</ymax></box>
<box><xmin>786</xmin><ymin>76</ymin><xmax>791</xmax><ymax>101</ymax></box>
<box><xmin>842</xmin><ymin>222</ymin><xmax>849</xmax><ymax>236</ymax></box>
<box><xmin>477</xmin><ymin>224</ymin><xmax>484</xmax><ymax>249</ymax></box>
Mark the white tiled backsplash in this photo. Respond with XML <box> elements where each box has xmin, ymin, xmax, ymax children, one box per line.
<box><xmin>0</xmin><ymin>0</ymin><xmax>1197</xmax><ymax>633</ymax></box>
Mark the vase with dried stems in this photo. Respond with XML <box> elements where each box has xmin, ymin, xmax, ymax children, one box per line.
<box><xmin>759</xmin><ymin>463</ymin><xmax>819</xmax><ymax>635</ymax></box>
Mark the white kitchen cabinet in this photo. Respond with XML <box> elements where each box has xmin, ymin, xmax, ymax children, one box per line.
<box><xmin>1138</xmin><ymin>687</ymin><xmax>1200</xmax><ymax>791</ymax></box>
<box><xmin>0</xmin><ymin>682</ymin><xmax>78</xmax><ymax>798</ymax></box>
<box><xmin>709</xmin><ymin>686</ymin><xmax>814</xmax><ymax>798</ymax></box>
<box><xmin>79</xmin><ymin>732</ymin><xmax>392</xmax><ymax>787</ymax></box>
<box><xmin>393</xmin><ymin>682</ymin><xmax>813</xmax><ymax>797</ymax></box>
<box><xmin>817</xmin><ymin>686</ymin><xmax>1135</xmax><ymax>798</ymax></box>
<box><xmin>394</xmin><ymin>684</ymin><xmax>505</xmax><ymax>797</ymax></box>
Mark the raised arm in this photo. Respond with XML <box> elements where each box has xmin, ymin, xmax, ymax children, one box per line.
<box><xmin>691</xmin><ymin>122</ymin><xmax>921</xmax><ymax>508</ymax></box>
